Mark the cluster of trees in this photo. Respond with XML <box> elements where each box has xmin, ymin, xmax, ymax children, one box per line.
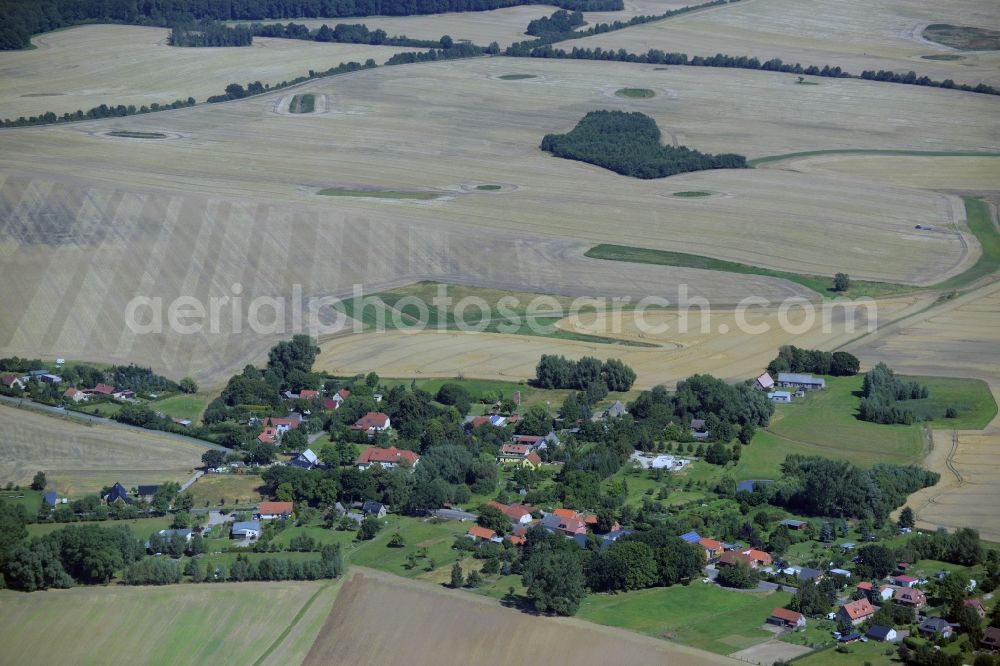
<box><xmin>534</xmin><ymin>355</ymin><xmax>636</xmax><ymax>391</ymax></box>
<box><xmin>109</xmin><ymin>364</ymin><xmax>180</xmax><ymax>394</ymax></box>
<box><xmin>3</xmin><ymin>523</ymin><xmax>145</xmax><ymax>591</ymax></box>
<box><xmin>526</xmin><ymin>9</ymin><xmax>585</xmax><ymax>37</ymax></box>
<box><xmin>509</xmin><ymin>0</ymin><xmax>733</xmax><ymax>52</ymax></box>
<box><xmin>252</xmin><ymin>20</ymin><xmax>456</xmax><ymax>49</ymax></box>
<box><xmin>169</xmin><ymin>21</ymin><xmax>253</xmax><ymax>46</ymax></box>
<box><xmin>124</xmin><ymin>545</ymin><xmax>343</xmax><ymax>585</ymax></box>
<box><xmin>586</xmin><ymin>529</ymin><xmax>704</xmax><ymax>592</ymax></box>
<box><xmin>771</xmin><ymin>455</ymin><xmax>939</xmax><ymax>520</ymax></box>
<box><xmin>766</xmin><ymin>346</ymin><xmax>860</xmax><ymax>377</ymax></box>
<box><xmin>512</xmin><ymin>44</ymin><xmax>1000</xmax><ymax>97</ymax></box>
<box><xmin>0</xmin><ymin>0</ymin><xmax>623</xmax><ymax>50</ymax></box>
<box><xmin>385</xmin><ymin>41</ymin><xmax>494</xmax><ymax>65</ymax></box>
<box><xmin>1</xmin><ymin>97</ymin><xmax>195</xmax><ymax>128</ymax></box>
<box><xmin>540</xmin><ymin>110</ymin><xmax>748</xmax><ymax>179</ymax></box>
<box><xmin>859</xmin><ymin>363</ymin><xmax>928</xmax><ymax>425</ymax></box>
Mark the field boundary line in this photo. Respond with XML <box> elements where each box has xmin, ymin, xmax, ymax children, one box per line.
<box><xmin>253</xmin><ymin>580</ymin><xmax>337</xmax><ymax>666</ymax></box>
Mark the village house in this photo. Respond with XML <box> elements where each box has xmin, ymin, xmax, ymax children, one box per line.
<box><xmin>487</xmin><ymin>501</ymin><xmax>535</xmax><ymax>525</ymax></box>
<box><xmin>894</xmin><ymin>587</ymin><xmax>927</xmax><ymax>609</ymax></box>
<box><xmin>498</xmin><ymin>444</ymin><xmax>542</xmax><ymax>470</ymax></box>
<box><xmin>964</xmin><ymin>598</ymin><xmax>987</xmax><ymax>619</ymax></box>
<box><xmin>362</xmin><ymin>501</ymin><xmax>387</xmax><ymax>518</ymax></box>
<box><xmin>158</xmin><ymin>528</ymin><xmax>193</xmax><ymax>542</ymax></box>
<box><xmin>918</xmin><ymin>617</ymin><xmax>953</xmax><ymax>639</ymax></box>
<box><xmin>257</xmin><ymin>501</ymin><xmax>294</xmax><ymax>520</ymax></box>
<box><xmin>981</xmin><ymin>626</ymin><xmax>1000</xmax><ymax>651</ymax></box>
<box><xmin>797</xmin><ymin>567</ymin><xmax>824</xmax><ymax>583</ymax></box>
<box><xmin>351</xmin><ymin>411</ymin><xmax>391</xmax><ymax>435</ymax></box>
<box><xmin>680</xmin><ymin>531</ymin><xmax>701</xmax><ymax>544</ymax></box>
<box><xmin>355</xmin><ymin>446</ymin><xmax>419</xmax><ymax>471</ymax></box>
<box><xmin>103</xmin><ymin>482</ymin><xmax>132</xmax><ymax>505</ymax></box>
<box><xmin>136</xmin><ymin>485</ymin><xmax>160</xmax><ymax>501</ymax></box>
<box><xmin>541</xmin><ymin>510</ymin><xmax>590</xmax><ymax>538</ymax></box>
<box><xmin>755</xmin><ymin>372</ymin><xmax>775</xmax><ymax>391</ymax></box>
<box><xmin>719</xmin><ymin>550</ymin><xmax>757</xmax><ymax>569</ymax></box>
<box><xmin>767</xmin><ymin>608</ymin><xmax>806</xmax><ymax>629</ymax></box>
<box><xmin>62</xmin><ymin>387</ymin><xmax>88</xmax><ymax>402</ymax></box>
<box><xmin>604</xmin><ymin>401</ymin><xmax>627</xmax><ymax>418</ymax></box>
<box><xmin>231</xmin><ymin>521</ymin><xmax>261</xmax><ymax>539</ymax></box>
<box><xmin>289</xmin><ymin>448</ymin><xmax>319</xmax><ymax>470</ymax></box>
<box><xmin>85</xmin><ymin>383</ymin><xmax>117</xmax><ymax>397</ymax></box>
<box><xmin>780</xmin><ymin>519</ymin><xmax>809</xmax><ymax>530</ymax></box>
<box><xmin>698</xmin><ymin>537</ymin><xmax>724</xmax><ymax>561</ymax></box>
<box><xmin>256</xmin><ymin>415</ymin><xmax>304</xmax><ymax>444</ymax></box>
<box><xmin>776</xmin><ymin>373</ymin><xmax>826</xmax><ymax>390</ymax></box>
<box><xmin>1</xmin><ymin>374</ymin><xmax>26</xmax><ymax>390</ymax></box>
<box><xmin>43</xmin><ymin>491</ymin><xmax>57</xmax><ymax>508</ymax></box>
<box><xmin>768</xmin><ymin>391</ymin><xmax>792</xmax><ymax>403</ymax></box>
<box><xmin>867</xmin><ymin>625</ymin><xmax>898</xmax><ymax>642</ymax></box>
<box><xmin>466</xmin><ymin>525</ymin><xmax>500</xmax><ymax>542</ymax></box>
<box><xmin>890</xmin><ymin>573</ymin><xmax>918</xmax><ymax>588</ymax></box>
<box><xmin>299</xmin><ymin>389</ymin><xmax>319</xmax><ymax>400</ymax></box>
<box><xmin>838</xmin><ymin>599</ymin><xmax>876</xmax><ymax>626</ymax></box>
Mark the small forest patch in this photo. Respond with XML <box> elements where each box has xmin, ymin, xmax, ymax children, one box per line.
<box><xmin>922</xmin><ymin>24</ymin><xmax>1000</xmax><ymax>51</ymax></box>
<box><xmin>541</xmin><ymin>110</ymin><xmax>747</xmax><ymax>179</ymax></box>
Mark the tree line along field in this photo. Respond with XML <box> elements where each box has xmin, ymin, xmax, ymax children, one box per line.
<box><xmin>1</xmin><ymin>56</ymin><xmax>996</xmax><ymax>382</ymax></box>
<box><xmin>572</xmin><ymin>0</ymin><xmax>1000</xmax><ymax>88</ymax></box>
<box><xmin>0</xmin><ymin>25</ymin><xmax>415</xmax><ymax>119</ymax></box>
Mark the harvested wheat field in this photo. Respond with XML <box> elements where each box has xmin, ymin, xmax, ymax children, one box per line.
<box><xmin>0</xmin><ymin>581</ymin><xmax>340</xmax><ymax>666</ymax></box>
<box><xmin>304</xmin><ymin>569</ymin><xmax>741</xmax><ymax>666</ymax></box>
<box><xmin>0</xmin><ymin>24</ymin><xmax>413</xmax><ymax>119</ymax></box>
<box><xmin>0</xmin><ymin>58</ymin><xmax>994</xmax><ymax>381</ymax></box>
<box><xmin>762</xmin><ymin>154</ymin><xmax>1000</xmax><ymax>191</ymax></box>
<box><xmin>0</xmin><ymin>403</ymin><xmax>205</xmax><ymax>495</ymax></box>
<box><xmin>575</xmin><ymin>0</ymin><xmax>1000</xmax><ymax>87</ymax></box>
<box><xmin>315</xmin><ymin>294</ymin><xmax>930</xmax><ymax>388</ymax></box>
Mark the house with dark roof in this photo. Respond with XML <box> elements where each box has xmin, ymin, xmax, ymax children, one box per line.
<box><xmin>604</xmin><ymin>401</ymin><xmax>627</xmax><ymax>419</ymax></box>
<box><xmin>362</xmin><ymin>501</ymin><xmax>386</xmax><ymax>518</ymax></box>
<box><xmin>540</xmin><ymin>513</ymin><xmax>588</xmax><ymax>538</ymax></box>
<box><xmin>981</xmin><ymin>626</ymin><xmax>1000</xmax><ymax>651</ymax></box>
<box><xmin>780</xmin><ymin>519</ymin><xmax>808</xmax><ymax>530</ymax></box>
<box><xmin>136</xmin><ymin>485</ymin><xmax>160</xmax><ymax>500</ymax></box>
<box><xmin>918</xmin><ymin>617</ymin><xmax>953</xmax><ymax>639</ymax></box>
<box><xmin>776</xmin><ymin>373</ymin><xmax>826</xmax><ymax>390</ymax></box>
<box><xmin>43</xmin><ymin>491</ymin><xmax>57</xmax><ymax>507</ymax></box>
<box><xmin>797</xmin><ymin>567</ymin><xmax>824</xmax><ymax>583</ymax></box>
<box><xmin>867</xmin><ymin>625</ymin><xmax>898</xmax><ymax>642</ymax></box>
<box><xmin>356</xmin><ymin>446</ymin><xmax>419</xmax><ymax>471</ymax></box>
<box><xmin>737</xmin><ymin>479</ymin><xmax>773</xmax><ymax>494</ymax></box>
<box><xmin>767</xmin><ymin>608</ymin><xmax>805</xmax><ymax>629</ymax></box>
<box><xmin>103</xmin><ymin>482</ymin><xmax>132</xmax><ymax>505</ymax></box>
<box><xmin>289</xmin><ymin>448</ymin><xmax>319</xmax><ymax>470</ymax></box>
<box><xmin>680</xmin><ymin>531</ymin><xmax>701</xmax><ymax>544</ymax></box>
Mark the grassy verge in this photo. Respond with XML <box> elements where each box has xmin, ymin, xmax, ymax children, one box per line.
<box><xmin>615</xmin><ymin>87</ymin><xmax>655</xmax><ymax>98</ymax></box>
<box><xmin>318</xmin><ymin>188</ymin><xmax>440</xmax><ymax>200</ymax></box>
<box><xmin>332</xmin><ymin>281</ymin><xmax>659</xmax><ymax>346</ymax></box>
<box><xmin>672</xmin><ymin>190</ymin><xmax>713</xmax><ymax>197</ymax></box>
<box><xmin>106</xmin><ymin>131</ymin><xmax>167</xmax><ymax>139</ymax></box>
<box><xmin>584</xmin><ymin>244</ymin><xmax>911</xmax><ymax>299</ymax></box>
<box><xmin>289</xmin><ymin>93</ymin><xmax>316</xmax><ymax>114</ymax></box>
<box><xmin>498</xmin><ymin>74</ymin><xmax>536</xmax><ymax>80</ymax></box>
<box><xmin>475</xmin><ymin>184</ymin><xmax>502</xmax><ymax>191</ymax></box>
<box><xmin>748</xmin><ymin>149</ymin><xmax>1000</xmax><ymax>167</ymax></box>
<box><xmin>585</xmin><ymin>196</ymin><xmax>999</xmax><ymax>298</ymax></box>
<box><xmin>577</xmin><ymin>583</ymin><xmax>792</xmax><ymax>654</ymax></box>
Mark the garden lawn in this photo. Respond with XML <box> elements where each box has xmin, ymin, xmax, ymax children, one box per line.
<box><xmin>577</xmin><ymin>583</ymin><xmax>792</xmax><ymax>655</ymax></box>
<box><xmin>347</xmin><ymin>515</ymin><xmax>469</xmax><ymax>577</ymax></box>
<box><xmin>152</xmin><ymin>393</ymin><xmax>211</xmax><ymax>422</ymax></box>
<box><xmin>27</xmin><ymin>515</ymin><xmax>173</xmax><ymax>538</ymax></box>
<box><xmin>186</xmin><ymin>474</ymin><xmax>265</xmax><ymax>509</ymax></box>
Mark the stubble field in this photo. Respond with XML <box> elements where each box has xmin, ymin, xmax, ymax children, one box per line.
<box><xmin>0</xmin><ymin>581</ymin><xmax>341</xmax><ymax>666</ymax></box>
<box><xmin>304</xmin><ymin>569</ymin><xmax>743</xmax><ymax>665</ymax></box>
<box><xmin>0</xmin><ymin>403</ymin><xmax>205</xmax><ymax>495</ymax></box>
<box><xmin>0</xmin><ymin>25</ymin><xmax>413</xmax><ymax>119</ymax></box>
<box><xmin>574</xmin><ymin>0</ymin><xmax>1000</xmax><ymax>87</ymax></box>
<box><xmin>1</xmin><ymin>55</ymin><xmax>996</xmax><ymax>381</ymax></box>
<box><xmin>761</xmin><ymin>154</ymin><xmax>1000</xmax><ymax>190</ymax></box>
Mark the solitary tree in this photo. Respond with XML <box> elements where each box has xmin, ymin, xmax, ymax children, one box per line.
<box><xmin>450</xmin><ymin>562</ymin><xmax>464</xmax><ymax>589</ymax></box>
<box><xmin>898</xmin><ymin>506</ymin><xmax>915</xmax><ymax>528</ymax></box>
<box><xmin>834</xmin><ymin>272</ymin><xmax>850</xmax><ymax>292</ymax></box>
<box><xmin>30</xmin><ymin>471</ymin><xmax>46</xmax><ymax>491</ymax></box>
<box><xmin>179</xmin><ymin>377</ymin><xmax>198</xmax><ymax>393</ymax></box>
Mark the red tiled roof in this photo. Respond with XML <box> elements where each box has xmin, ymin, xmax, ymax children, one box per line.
<box><xmin>840</xmin><ymin>599</ymin><xmax>875</xmax><ymax>620</ymax></box>
<box><xmin>263</xmin><ymin>415</ymin><xmax>301</xmax><ymax>428</ymax></box>
<box><xmin>526</xmin><ymin>452</ymin><xmax>542</xmax><ymax>466</ymax></box>
<box><xmin>299</xmin><ymin>390</ymin><xmax>319</xmax><ymax>399</ymax></box>
<box><xmin>87</xmin><ymin>383</ymin><xmax>116</xmax><ymax>395</ymax></box>
<box><xmin>699</xmin><ymin>538</ymin><xmax>724</xmax><ymax>550</ymax></box>
<box><xmin>746</xmin><ymin>549</ymin><xmax>772</xmax><ymax>565</ymax></box>
<box><xmin>553</xmin><ymin>508</ymin><xmax>579</xmax><ymax>520</ymax></box>
<box><xmin>336</xmin><ymin>389</ymin><xmax>351</xmax><ymax>400</ymax></box>
<box><xmin>857</xmin><ymin>582</ymin><xmax>873</xmax><ymax>591</ymax></box>
<box><xmin>467</xmin><ymin>525</ymin><xmax>496</xmax><ymax>540</ymax></box>
<box><xmin>893</xmin><ymin>574</ymin><xmax>917</xmax><ymax>583</ymax></box>
<box><xmin>512</xmin><ymin>435</ymin><xmax>544</xmax><ymax>444</ymax></box>
<box><xmin>352</xmin><ymin>412</ymin><xmax>390</xmax><ymax>431</ymax></box>
<box><xmin>258</xmin><ymin>501</ymin><xmax>293</xmax><ymax>516</ymax></box>
<box><xmin>322</xmin><ymin>399</ymin><xmax>339</xmax><ymax>410</ymax></box>
<box><xmin>258</xmin><ymin>427</ymin><xmax>278</xmax><ymax>444</ymax></box>
<box><xmin>509</xmin><ymin>535</ymin><xmax>526</xmax><ymax>546</ymax></box>
<box><xmin>719</xmin><ymin>551</ymin><xmax>755</xmax><ymax>567</ymax></box>
<box><xmin>356</xmin><ymin>446</ymin><xmax>419</xmax><ymax>466</ymax></box>
<box><xmin>501</xmin><ymin>444</ymin><xmax>531</xmax><ymax>456</ymax></box>
<box><xmin>769</xmin><ymin>608</ymin><xmax>803</xmax><ymax>624</ymax></box>
<box><xmin>1</xmin><ymin>374</ymin><xmax>20</xmax><ymax>387</ymax></box>
<box><xmin>488</xmin><ymin>501</ymin><xmax>535</xmax><ymax>522</ymax></box>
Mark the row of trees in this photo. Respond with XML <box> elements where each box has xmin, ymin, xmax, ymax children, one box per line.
<box><xmin>540</xmin><ymin>110</ymin><xmax>748</xmax><ymax>179</ymax></box>
<box><xmin>252</xmin><ymin>20</ymin><xmax>455</xmax><ymax>49</ymax></box>
<box><xmin>1</xmin><ymin>97</ymin><xmax>195</xmax><ymax>128</ymax></box>
<box><xmin>534</xmin><ymin>354</ymin><xmax>636</xmax><ymax>391</ymax></box>
<box><xmin>859</xmin><ymin>362</ymin><xmax>928</xmax><ymax>425</ymax></box>
<box><xmin>766</xmin><ymin>346</ymin><xmax>860</xmax><ymax>377</ymax></box>
<box><xmin>0</xmin><ymin>0</ymin><xmax>624</xmax><ymax>50</ymax></box>
<box><xmin>512</xmin><ymin>45</ymin><xmax>1000</xmax><ymax>98</ymax></box>
<box><xmin>169</xmin><ymin>21</ymin><xmax>253</xmax><ymax>46</ymax></box>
